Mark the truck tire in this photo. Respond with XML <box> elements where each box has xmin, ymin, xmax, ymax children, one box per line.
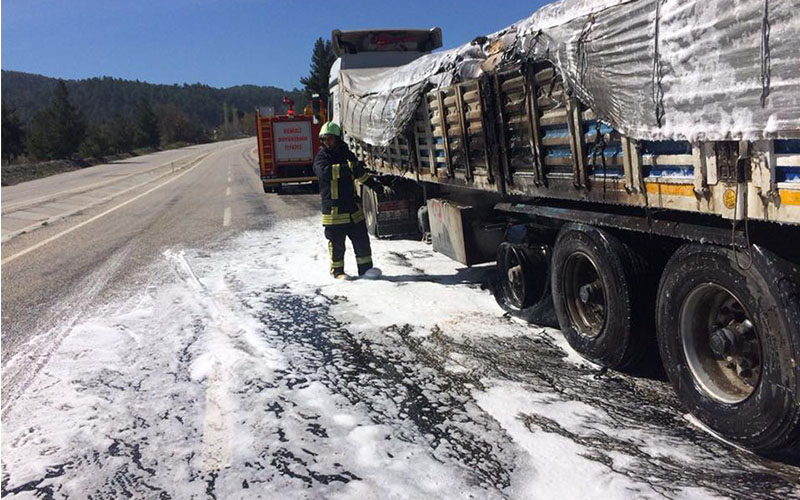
<box><xmin>656</xmin><ymin>244</ymin><xmax>800</xmax><ymax>452</ymax></box>
<box><xmin>551</xmin><ymin>223</ymin><xmax>649</xmax><ymax>369</ymax></box>
<box><xmin>494</xmin><ymin>242</ymin><xmax>557</xmax><ymax>326</ymax></box>
<box><xmin>362</xmin><ymin>185</ymin><xmax>378</xmax><ymax>236</ymax></box>
<box><xmin>263</xmin><ymin>182</ymin><xmax>273</xmax><ymax>193</ymax></box>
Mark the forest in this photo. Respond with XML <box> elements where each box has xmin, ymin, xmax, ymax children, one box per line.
<box><xmin>1</xmin><ymin>70</ymin><xmax>307</xmax><ymax>163</ymax></box>
<box><xmin>0</xmin><ymin>37</ymin><xmax>335</xmax><ymax>172</ymax></box>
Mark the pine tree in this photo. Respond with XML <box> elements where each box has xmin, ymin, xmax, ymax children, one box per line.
<box><xmin>2</xmin><ymin>104</ymin><xmax>26</xmax><ymax>163</ymax></box>
<box><xmin>134</xmin><ymin>98</ymin><xmax>160</xmax><ymax>148</ymax></box>
<box><xmin>300</xmin><ymin>38</ymin><xmax>336</xmax><ymax>107</ymax></box>
<box><xmin>155</xmin><ymin>103</ymin><xmax>208</xmax><ymax>145</ymax></box>
<box><xmin>104</xmin><ymin>113</ymin><xmax>131</xmax><ymax>153</ymax></box>
<box><xmin>26</xmin><ymin>80</ymin><xmax>86</xmax><ymax>160</ymax></box>
<box><xmin>79</xmin><ymin>123</ymin><xmax>112</xmax><ymax>158</ymax></box>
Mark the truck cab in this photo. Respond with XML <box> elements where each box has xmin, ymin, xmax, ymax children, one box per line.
<box><xmin>327</xmin><ymin>28</ymin><xmax>442</xmax><ymax>125</ymax></box>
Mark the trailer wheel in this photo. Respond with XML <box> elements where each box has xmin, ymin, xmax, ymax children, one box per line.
<box><xmin>362</xmin><ymin>185</ymin><xmax>378</xmax><ymax>236</ymax></box>
<box><xmin>494</xmin><ymin>242</ymin><xmax>557</xmax><ymax>327</ymax></box>
<box><xmin>657</xmin><ymin>244</ymin><xmax>800</xmax><ymax>452</ymax></box>
<box><xmin>551</xmin><ymin>224</ymin><xmax>648</xmax><ymax>368</ymax></box>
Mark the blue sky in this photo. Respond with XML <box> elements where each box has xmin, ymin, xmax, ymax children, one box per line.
<box><xmin>2</xmin><ymin>0</ymin><xmax>551</xmax><ymax>90</ymax></box>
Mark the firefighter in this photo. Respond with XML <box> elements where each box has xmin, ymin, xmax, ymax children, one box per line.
<box><xmin>313</xmin><ymin>122</ymin><xmax>388</xmax><ymax>279</ymax></box>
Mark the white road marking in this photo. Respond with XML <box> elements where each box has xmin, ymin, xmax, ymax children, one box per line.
<box><xmin>0</xmin><ymin>151</ymin><xmax>203</xmax><ymax>215</ymax></box>
<box><xmin>2</xmin><ymin>145</ymin><xmax>236</xmax><ymax>265</ymax></box>
<box><xmin>223</xmin><ymin>207</ymin><xmax>231</xmax><ymax>227</ymax></box>
<box><xmin>165</xmin><ymin>250</ymin><xmax>233</xmax><ymax>471</ymax></box>
<box><xmin>226</xmin><ymin>187</ymin><xmax>231</xmax><ymax>196</ymax></box>
<box><xmin>1</xmin><ymin>153</ymin><xmax>212</xmax><ymax>243</ymax></box>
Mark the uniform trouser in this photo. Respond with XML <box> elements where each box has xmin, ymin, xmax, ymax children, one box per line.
<box><xmin>324</xmin><ymin>220</ymin><xmax>373</xmax><ymax>276</ymax></box>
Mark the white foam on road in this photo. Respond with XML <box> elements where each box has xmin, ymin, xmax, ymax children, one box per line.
<box><xmin>1</xmin><ymin>215</ymin><xmax>758</xmax><ymax>499</ymax></box>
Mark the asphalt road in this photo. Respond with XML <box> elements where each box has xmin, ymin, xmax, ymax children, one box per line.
<box><xmin>1</xmin><ymin>138</ymin><xmax>319</xmax><ymax>408</ymax></box>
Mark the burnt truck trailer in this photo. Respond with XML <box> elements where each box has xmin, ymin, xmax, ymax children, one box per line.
<box><xmin>328</xmin><ymin>0</ymin><xmax>800</xmax><ymax>453</ymax></box>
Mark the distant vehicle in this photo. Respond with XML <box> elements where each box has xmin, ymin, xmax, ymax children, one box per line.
<box><xmin>255</xmin><ymin>97</ymin><xmax>324</xmax><ymax>193</ymax></box>
<box><xmin>328</xmin><ymin>1</ymin><xmax>800</xmax><ymax>454</ymax></box>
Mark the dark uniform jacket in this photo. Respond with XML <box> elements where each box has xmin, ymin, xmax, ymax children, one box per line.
<box><xmin>313</xmin><ymin>142</ymin><xmax>379</xmax><ymax>226</ymax></box>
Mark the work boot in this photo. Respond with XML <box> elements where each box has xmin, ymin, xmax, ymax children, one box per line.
<box><xmin>360</xmin><ymin>267</ymin><xmax>382</xmax><ymax>279</ymax></box>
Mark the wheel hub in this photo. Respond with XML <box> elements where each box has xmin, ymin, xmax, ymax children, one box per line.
<box><xmin>709</xmin><ymin>326</ymin><xmax>737</xmax><ymax>358</ymax></box>
<box><xmin>679</xmin><ymin>284</ymin><xmax>762</xmax><ymax>404</ymax></box>
<box><xmin>508</xmin><ymin>265</ymin><xmax>523</xmax><ymax>287</ymax></box>
<box><xmin>502</xmin><ymin>248</ymin><xmax>528</xmax><ymax>309</ymax></box>
<box><xmin>579</xmin><ymin>281</ymin><xmax>602</xmax><ymax>305</ymax></box>
<box><xmin>562</xmin><ymin>252</ymin><xmax>606</xmax><ymax>338</ymax></box>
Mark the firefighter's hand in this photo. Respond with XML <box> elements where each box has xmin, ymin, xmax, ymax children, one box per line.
<box><xmin>381</xmin><ymin>184</ymin><xmax>395</xmax><ymax>197</ymax></box>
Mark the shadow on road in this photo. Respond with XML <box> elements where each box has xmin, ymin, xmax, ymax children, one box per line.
<box><xmin>276</xmin><ymin>184</ymin><xmax>319</xmax><ymax>196</ymax></box>
<box><xmin>380</xmin><ymin>266</ymin><xmax>493</xmax><ymax>287</ymax></box>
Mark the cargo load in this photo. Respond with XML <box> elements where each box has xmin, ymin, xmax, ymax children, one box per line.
<box><xmin>337</xmin><ymin>0</ymin><xmax>800</xmax><ymax>147</ymax></box>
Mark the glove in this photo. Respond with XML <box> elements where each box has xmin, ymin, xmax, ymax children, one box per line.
<box><xmin>381</xmin><ymin>184</ymin><xmax>395</xmax><ymax>197</ymax></box>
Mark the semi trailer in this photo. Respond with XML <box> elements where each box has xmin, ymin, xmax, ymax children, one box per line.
<box><xmin>327</xmin><ymin>0</ymin><xmax>800</xmax><ymax>453</ymax></box>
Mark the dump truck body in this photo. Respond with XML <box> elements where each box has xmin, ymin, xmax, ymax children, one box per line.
<box><xmin>328</xmin><ymin>0</ymin><xmax>800</xmax><ymax>453</ymax></box>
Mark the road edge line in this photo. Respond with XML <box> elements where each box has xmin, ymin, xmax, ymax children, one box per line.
<box><xmin>0</xmin><ymin>150</ymin><xmax>207</xmax><ymax>215</ymax></box>
<box><xmin>0</xmin><ymin>153</ymin><xmax>212</xmax><ymax>244</ymax></box>
<box><xmin>1</xmin><ymin>144</ymin><xmax>236</xmax><ymax>265</ymax></box>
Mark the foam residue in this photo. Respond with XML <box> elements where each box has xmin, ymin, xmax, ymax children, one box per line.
<box><xmin>2</xmin><ymin>215</ymin><xmax>780</xmax><ymax>499</ymax></box>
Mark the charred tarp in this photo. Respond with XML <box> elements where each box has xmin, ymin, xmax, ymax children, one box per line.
<box><xmin>338</xmin><ymin>0</ymin><xmax>800</xmax><ymax>147</ymax></box>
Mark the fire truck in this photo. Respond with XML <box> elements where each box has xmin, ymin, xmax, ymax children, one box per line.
<box><xmin>254</xmin><ymin>97</ymin><xmax>324</xmax><ymax>193</ymax></box>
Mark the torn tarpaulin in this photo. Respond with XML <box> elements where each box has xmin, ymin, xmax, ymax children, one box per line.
<box><xmin>337</xmin><ymin>0</ymin><xmax>800</xmax><ymax>147</ymax></box>
<box><xmin>338</xmin><ymin>43</ymin><xmax>486</xmax><ymax>147</ymax></box>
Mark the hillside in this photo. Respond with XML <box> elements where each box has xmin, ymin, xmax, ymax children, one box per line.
<box><xmin>1</xmin><ymin>70</ymin><xmax>307</xmax><ymax>130</ymax></box>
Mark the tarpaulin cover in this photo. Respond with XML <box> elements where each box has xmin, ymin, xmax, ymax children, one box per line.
<box><xmin>338</xmin><ymin>0</ymin><xmax>800</xmax><ymax>146</ymax></box>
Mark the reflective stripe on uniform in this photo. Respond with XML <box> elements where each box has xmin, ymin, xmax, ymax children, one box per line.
<box><xmin>356</xmin><ymin>173</ymin><xmax>370</xmax><ymax>184</ymax></box>
<box><xmin>356</xmin><ymin>255</ymin><xmax>373</xmax><ymax>265</ymax></box>
<box><xmin>331</xmin><ymin>163</ymin><xmax>340</xmax><ymax>200</ymax></box>
<box><xmin>322</xmin><ymin>213</ymin><xmax>352</xmax><ymax>225</ymax></box>
<box><xmin>329</xmin><ymin>241</ymin><xmax>344</xmax><ymax>272</ymax></box>
<box><xmin>322</xmin><ymin>206</ymin><xmax>365</xmax><ymax>226</ymax></box>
